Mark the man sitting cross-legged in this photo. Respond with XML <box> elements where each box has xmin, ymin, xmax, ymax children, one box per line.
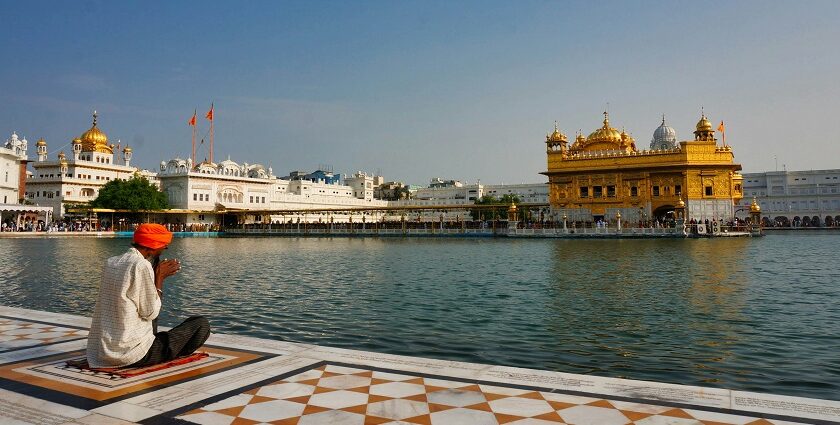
<box><xmin>87</xmin><ymin>223</ymin><xmax>210</xmax><ymax>368</ymax></box>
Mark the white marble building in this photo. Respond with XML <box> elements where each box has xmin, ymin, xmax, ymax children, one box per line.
<box><xmin>1</xmin><ymin>132</ymin><xmax>28</xmax><ymax>204</ymax></box>
<box><xmin>739</xmin><ymin>169</ymin><xmax>840</xmax><ymax>226</ymax></box>
<box><xmin>25</xmin><ymin>112</ymin><xmax>137</xmax><ymax>217</ymax></box>
<box><xmin>157</xmin><ymin>158</ymin><xmax>388</xmax><ymax>225</ymax></box>
<box><xmin>391</xmin><ymin>179</ymin><xmax>549</xmax><ymax>221</ymax></box>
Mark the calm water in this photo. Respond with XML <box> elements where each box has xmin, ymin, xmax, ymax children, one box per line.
<box><xmin>1</xmin><ymin>234</ymin><xmax>839</xmax><ymax>400</ymax></box>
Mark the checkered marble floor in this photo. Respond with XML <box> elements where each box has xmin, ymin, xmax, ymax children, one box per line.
<box><xmin>0</xmin><ymin>317</ymin><xmax>87</xmax><ymax>351</ymax></box>
<box><xmin>176</xmin><ymin>364</ymin><xmax>791</xmax><ymax>425</ymax></box>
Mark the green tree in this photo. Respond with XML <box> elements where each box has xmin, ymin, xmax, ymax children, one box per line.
<box><xmin>90</xmin><ymin>176</ymin><xmax>169</xmax><ymax>211</ymax></box>
<box><xmin>470</xmin><ymin>195</ymin><xmax>520</xmax><ymax>220</ymax></box>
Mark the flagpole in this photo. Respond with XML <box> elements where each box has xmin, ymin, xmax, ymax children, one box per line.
<box><xmin>191</xmin><ymin>109</ymin><xmax>196</xmax><ymax>164</ymax></box>
<box><xmin>210</xmin><ymin>103</ymin><xmax>214</xmax><ymax>163</ymax></box>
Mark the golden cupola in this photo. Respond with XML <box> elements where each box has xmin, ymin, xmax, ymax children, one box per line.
<box><xmin>570</xmin><ymin>112</ymin><xmax>635</xmax><ymax>153</ymax></box>
<box><xmin>78</xmin><ymin>110</ymin><xmax>113</xmax><ymax>154</ymax></box>
<box><xmin>693</xmin><ymin>110</ymin><xmax>715</xmax><ymax>141</ymax></box>
<box><xmin>546</xmin><ymin>122</ymin><xmax>567</xmax><ymax>143</ymax></box>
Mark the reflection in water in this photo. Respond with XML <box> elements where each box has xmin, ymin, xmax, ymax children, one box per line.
<box><xmin>0</xmin><ymin>235</ymin><xmax>838</xmax><ymax>400</ymax></box>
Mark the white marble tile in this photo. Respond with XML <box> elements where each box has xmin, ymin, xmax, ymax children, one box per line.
<box><xmin>318</xmin><ymin>374</ymin><xmax>371</xmax><ymax>390</ymax></box>
<box><xmin>556</xmin><ymin>405</ymin><xmax>631</xmax><ymax>425</ymax></box>
<box><xmin>367</xmin><ymin>398</ymin><xmax>429</xmax><ymax>421</ymax></box>
<box><xmin>91</xmin><ymin>401</ymin><xmax>162</xmax><ymax>422</ymax></box>
<box><xmin>200</xmin><ymin>394</ymin><xmax>253</xmax><ymax>411</ymax></box>
<box><xmin>730</xmin><ymin>390</ymin><xmax>840</xmax><ymax>422</ymax></box>
<box><xmin>683</xmin><ymin>408</ymin><xmax>757</xmax><ymax>424</ymax></box>
<box><xmin>237</xmin><ymin>355</ymin><xmax>320</xmax><ymax>378</ymax></box>
<box><xmin>64</xmin><ymin>413</ymin><xmax>137</xmax><ymax>425</ymax></box>
<box><xmin>372</xmin><ymin>371</ymin><xmax>416</xmax><ymax>382</ymax></box>
<box><xmin>0</xmin><ymin>388</ymin><xmax>90</xmax><ymax>424</ymax></box>
<box><xmin>539</xmin><ymin>392</ymin><xmax>600</xmax><ymax>405</ymax></box>
<box><xmin>283</xmin><ymin>368</ymin><xmax>324</xmax><ymax>382</ymax></box>
<box><xmin>174</xmin><ymin>367</ymin><xmax>270</xmax><ymax>395</ymax></box>
<box><xmin>423</xmin><ymin>377</ymin><xmax>473</xmax><ymax>389</ymax></box>
<box><xmin>506</xmin><ymin>419</ymin><xmax>565</xmax><ymax>425</ymax></box>
<box><xmin>478</xmin><ymin>384</ymin><xmax>532</xmax><ymax>396</ymax></box>
<box><xmin>483</xmin><ymin>364</ymin><xmax>732</xmax><ymax>410</ymax></box>
<box><xmin>297</xmin><ymin>410</ymin><xmax>365</xmax><ymax>425</ymax></box>
<box><xmin>308</xmin><ymin>389</ymin><xmax>369</xmax><ymax>409</ymax></box>
<box><xmin>177</xmin><ymin>411</ymin><xmax>235</xmax><ymax>425</ymax></box>
<box><xmin>369</xmin><ymin>381</ymin><xmax>426</xmax><ymax>398</ymax></box>
<box><xmin>429</xmin><ymin>407</ymin><xmax>498</xmax><ymax>425</ymax></box>
<box><xmin>606</xmin><ymin>399</ymin><xmax>672</xmax><ymax>414</ymax></box>
<box><xmin>0</xmin><ymin>339</ymin><xmax>87</xmax><ymax>365</ymax></box>
<box><xmin>119</xmin><ymin>386</ymin><xmax>213</xmax><ymax>412</ymax></box>
<box><xmin>255</xmin><ymin>382</ymin><xmax>316</xmax><ymax>399</ymax></box>
<box><xmin>426</xmin><ymin>388</ymin><xmax>486</xmax><ymax>407</ymax></box>
<box><xmin>633</xmin><ymin>416</ymin><xmax>702</xmax><ymax>425</ymax></box>
<box><xmin>238</xmin><ymin>399</ymin><xmax>306</xmax><ymax>422</ymax></box>
<box><xmin>488</xmin><ymin>397</ymin><xmax>555</xmax><ymax>417</ymax></box>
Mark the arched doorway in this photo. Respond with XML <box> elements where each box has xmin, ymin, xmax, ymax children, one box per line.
<box><xmin>652</xmin><ymin>205</ymin><xmax>675</xmax><ymax>223</ymax></box>
<box><xmin>825</xmin><ymin>216</ymin><xmax>834</xmax><ymax>227</ymax></box>
<box><xmin>812</xmin><ymin>216</ymin><xmax>820</xmax><ymax>227</ymax></box>
<box><xmin>774</xmin><ymin>216</ymin><xmax>790</xmax><ymax>227</ymax></box>
<box><xmin>802</xmin><ymin>216</ymin><xmax>811</xmax><ymax>227</ymax></box>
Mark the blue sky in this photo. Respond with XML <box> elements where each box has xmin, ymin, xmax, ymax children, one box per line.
<box><xmin>2</xmin><ymin>1</ymin><xmax>839</xmax><ymax>184</ymax></box>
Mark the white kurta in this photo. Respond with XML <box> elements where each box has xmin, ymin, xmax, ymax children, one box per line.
<box><xmin>87</xmin><ymin>247</ymin><xmax>161</xmax><ymax>367</ymax></box>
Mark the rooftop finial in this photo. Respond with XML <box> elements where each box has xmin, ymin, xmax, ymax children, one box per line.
<box><xmin>700</xmin><ymin>106</ymin><xmax>705</xmax><ymax>119</ymax></box>
<box><xmin>662</xmin><ymin>114</ymin><xmax>666</xmax><ymax>125</ymax></box>
<box><xmin>603</xmin><ymin>110</ymin><xmax>609</xmax><ymax>126</ymax></box>
<box><xmin>92</xmin><ymin>110</ymin><xmax>98</xmax><ymax>126</ymax></box>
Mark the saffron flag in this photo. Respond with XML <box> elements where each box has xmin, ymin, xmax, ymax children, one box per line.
<box><xmin>205</xmin><ymin>103</ymin><xmax>214</xmax><ymax>121</ymax></box>
<box><xmin>188</xmin><ymin>110</ymin><xmax>196</xmax><ymax>126</ymax></box>
<box><xmin>717</xmin><ymin>120</ymin><xmax>726</xmax><ymax>145</ymax></box>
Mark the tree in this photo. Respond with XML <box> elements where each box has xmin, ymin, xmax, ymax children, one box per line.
<box><xmin>90</xmin><ymin>176</ymin><xmax>170</xmax><ymax>211</ymax></box>
<box><xmin>470</xmin><ymin>194</ymin><xmax>520</xmax><ymax>220</ymax></box>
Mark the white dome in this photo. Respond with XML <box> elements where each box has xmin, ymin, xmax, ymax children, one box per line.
<box><xmin>650</xmin><ymin>115</ymin><xmax>677</xmax><ymax>150</ymax></box>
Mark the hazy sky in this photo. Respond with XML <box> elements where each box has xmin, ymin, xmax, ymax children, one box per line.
<box><xmin>2</xmin><ymin>1</ymin><xmax>839</xmax><ymax>185</ymax></box>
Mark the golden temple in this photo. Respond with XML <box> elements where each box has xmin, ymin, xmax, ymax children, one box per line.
<box><xmin>542</xmin><ymin>111</ymin><xmax>743</xmax><ymax>223</ymax></box>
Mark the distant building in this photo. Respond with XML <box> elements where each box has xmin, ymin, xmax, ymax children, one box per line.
<box><xmin>543</xmin><ymin>112</ymin><xmax>744</xmax><ymax>223</ymax></box>
<box><xmin>25</xmin><ymin>112</ymin><xmax>137</xmax><ymax>217</ymax></box>
<box><xmin>739</xmin><ymin>169</ymin><xmax>840</xmax><ymax>227</ymax></box>
<box><xmin>1</xmin><ymin>132</ymin><xmax>28</xmax><ymax>204</ymax></box>
<box><xmin>158</xmin><ymin>158</ymin><xmax>387</xmax><ymax>225</ymax></box>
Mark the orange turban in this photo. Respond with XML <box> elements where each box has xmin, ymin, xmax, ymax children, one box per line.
<box><xmin>133</xmin><ymin>224</ymin><xmax>173</xmax><ymax>250</ymax></box>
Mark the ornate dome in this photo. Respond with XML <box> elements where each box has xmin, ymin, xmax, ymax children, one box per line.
<box><xmin>650</xmin><ymin>115</ymin><xmax>677</xmax><ymax>150</ymax></box>
<box><xmin>570</xmin><ymin>112</ymin><xmax>636</xmax><ymax>153</ymax></box>
<box><xmin>586</xmin><ymin>112</ymin><xmax>622</xmax><ymax>145</ymax></box>
<box><xmin>78</xmin><ymin>111</ymin><xmax>113</xmax><ymax>154</ymax></box>
<box><xmin>693</xmin><ymin>110</ymin><xmax>716</xmax><ymax>141</ymax></box>
<box><xmin>546</xmin><ymin>122</ymin><xmax>567</xmax><ymax>143</ymax></box>
<box><xmin>36</xmin><ymin>138</ymin><xmax>47</xmax><ymax>147</ymax></box>
<box><xmin>696</xmin><ymin>113</ymin><xmax>712</xmax><ymax>132</ymax></box>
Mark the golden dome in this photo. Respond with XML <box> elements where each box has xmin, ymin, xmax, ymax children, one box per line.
<box><xmin>586</xmin><ymin>112</ymin><xmax>623</xmax><ymax>144</ymax></box>
<box><xmin>123</xmin><ymin>146</ymin><xmax>132</xmax><ymax>153</ymax></box>
<box><xmin>750</xmin><ymin>197</ymin><xmax>761</xmax><ymax>213</ymax></box>
<box><xmin>546</xmin><ymin>122</ymin><xmax>567</xmax><ymax>143</ymax></box>
<box><xmin>696</xmin><ymin>113</ymin><xmax>713</xmax><ymax>132</ymax></box>
<box><xmin>36</xmin><ymin>138</ymin><xmax>47</xmax><ymax>147</ymax></box>
<box><xmin>72</xmin><ymin>138</ymin><xmax>82</xmax><ymax>145</ymax></box>
<box><xmin>78</xmin><ymin>111</ymin><xmax>113</xmax><ymax>154</ymax></box>
<box><xmin>677</xmin><ymin>197</ymin><xmax>685</xmax><ymax>208</ymax></box>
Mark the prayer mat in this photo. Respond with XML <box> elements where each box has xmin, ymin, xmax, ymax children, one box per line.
<box><xmin>65</xmin><ymin>352</ymin><xmax>209</xmax><ymax>378</ymax></box>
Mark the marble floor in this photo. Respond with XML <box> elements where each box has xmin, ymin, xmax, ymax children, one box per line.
<box><xmin>1</xmin><ymin>306</ymin><xmax>838</xmax><ymax>425</ymax></box>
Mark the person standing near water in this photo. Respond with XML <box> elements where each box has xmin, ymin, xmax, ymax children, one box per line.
<box><xmin>86</xmin><ymin>223</ymin><xmax>211</xmax><ymax>368</ymax></box>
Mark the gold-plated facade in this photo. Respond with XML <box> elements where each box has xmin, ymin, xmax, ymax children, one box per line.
<box><xmin>543</xmin><ymin>112</ymin><xmax>744</xmax><ymax>222</ymax></box>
